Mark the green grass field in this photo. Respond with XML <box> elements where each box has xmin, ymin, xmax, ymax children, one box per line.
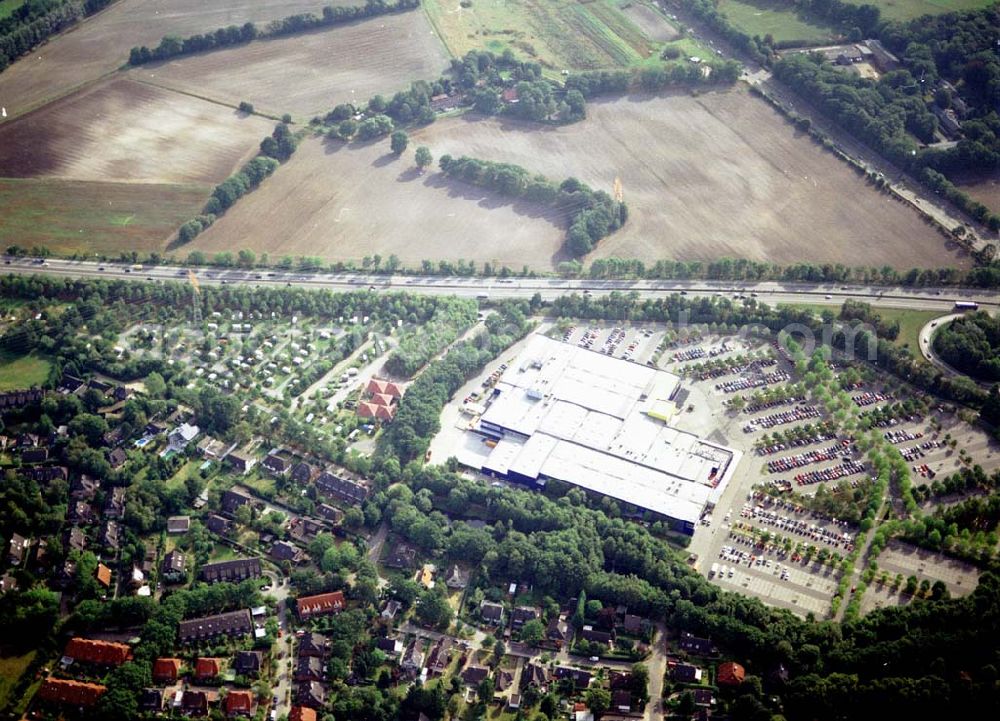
<box><xmin>424</xmin><ymin>0</ymin><xmax>675</xmax><ymax>70</ymax></box>
<box><xmin>718</xmin><ymin>0</ymin><xmax>837</xmax><ymax>45</ymax></box>
<box><xmin>0</xmin><ymin>651</ymin><xmax>36</xmax><ymax>711</ymax></box>
<box><xmin>843</xmin><ymin>0</ymin><xmax>997</xmax><ymax>21</ymax></box>
<box><xmin>0</xmin><ymin>0</ymin><xmax>24</xmax><ymax>20</ymax></box>
<box><xmin>0</xmin><ymin>178</ymin><xmax>208</xmax><ymax>257</ymax></box>
<box><xmin>0</xmin><ymin>351</ymin><xmax>52</xmax><ymax>391</ymax></box>
<box><xmin>780</xmin><ymin>303</ymin><xmax>939</xmax><ymax>358</ymax></box>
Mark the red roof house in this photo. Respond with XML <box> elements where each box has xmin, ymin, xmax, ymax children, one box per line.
<box><xmin>38</xmin><ymin>678</ymin><xmax>106</xmax><ymax>707</ymax></box>
<box><xmin>152</xmin><ymin>657</ymin><xmax>182</xmax><ymax>682</ymax></box>
<box><xmin>297</xmin><ymin>591</ymin><xmax>346</xmax><ymax>620</ymax></box>
<box><xmin>64</xmin><ymin>638</ymin><xmax>131</xmax><ymax>666</ymax></box>
<box><xmin>717</xmin><ymin>661</ymin><xmax>746</xmax><ymax>686</ymax></box>
<box><xmin>289</xmin><ymin>707</ymin><xmax>318</xmax><ymax>721</ymax></box>
<box><xmin>357</xmin><ymin>401</ymin><xmax>379</xmax><ymax>419</ymax></box>
<box><xmin>225</xmin><ymin>690</ymin><xmax>255</xmax><ymax>716</ymax></box>
<box><xmin>194</xmin><ymin>657</ymin><xmax>221</xmax><ymax>680</ymax></box>
<box><xmin>95</xmin><ymin>563</ymin><xmax>112</xmax><ymax>587</ymax></box>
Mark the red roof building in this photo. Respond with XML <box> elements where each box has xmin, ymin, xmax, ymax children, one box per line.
<box><xmin>289</xmin><ymin>707</ymin><xmax>318</xmax><ymax>721</ymax></box>
<box><xmin>371</xmin><ymin>393</ymin><xmax>395</xmax><ymax>408</ymax></box>
<box><xmin>717</xmin><ymin>661</ymin><xmax>746</xmax><ymax>686</ymax></box>
<box><xmin>357</xmin><ymin>401</ymin><xmax>380</xmax><ymax>419</ymax></box>
<box><xmin>38</xmin><ymin>678</ymin><xmax>106</xmax><ymax>707</ymax></box>
<box><xmin>194</xmin><ymin>657</ymin><xmax>221</xmax><ymax>680</ymax></box>
<box><xmin>64</xmin><ymin>638</ymin><xmax>131</xmax><ymax>666</ymax></box>
<box><xmin>95</xmin><ymin>563</ymin><xmax>112</xmax><ymax>587</ymax></box>
<box><xmin>366</xmin><ymin>379</ymin><xmax>403</xmax><ymax>398</ymax></box>
<box><xmin>297</xmin><ymin>591</ymin><xmax>346</xmax><ymax>620</ymax></box>
<box><xmin>225</xmin><ymin>690</ymin><xmax>255</xmax><ymax>716</ymax></box>
<box><xmin>152</xmin><ymin>657</ymin><xmax>182</xmax><ymax>682</ymax></box>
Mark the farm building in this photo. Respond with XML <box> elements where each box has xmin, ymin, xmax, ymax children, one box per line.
<box><xmin>467</xmin><ymin>336</ymin><xmax>740</xmax><ymax>534</ymax></box>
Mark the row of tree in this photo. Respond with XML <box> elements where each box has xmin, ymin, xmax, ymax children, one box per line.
<box><xmin>127</xmin><ymin>0</ymin><xmax>419</xmax><ymax>65</ymax></box>
<box><xmin>438</xmin><ymin>154</ymin><xmax>626</xmax><ymax>256</ymax></box>
<box><xmin>0</xmin><ymin>0</ymin><xmax>113</xmax><ymax>74</ymax></box>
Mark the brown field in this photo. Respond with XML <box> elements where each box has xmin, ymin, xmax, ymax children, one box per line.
<box><xmin>186</xmin><ymin>135</ymin><xmax>567</xmax><ymax>267</ymax></box>
<box><xmin>411</xmin><ymin>90</ymin><xmax>968</xmax><ymax>269</ymax></box>
<box><xmin>130</xmin><ymin>12</ymin><xmax>451</xmax><ymax>118</ymax></box>
<box><xmin>0</xmin><ymin>178</ymin><xmax>207</xmax><ymax>256</ymax></box>
<box><xmin>0</xmin><ymin>0</ymin><xmax>358</xmax><ymax>117</ymax></box>
<box><xmin>954</xmin><ymin>170</ymin><xmax>1000</xmax><ymax>216</ymax></box>
<box><xmin>621</xmin><ymin>2</ymin><xmax>680</xmax><ymax>42</ymax></box>
<box><xmin>0</xmin><ymin>78</ymin><xmax>274</xmax><ymax>184</ymax></box>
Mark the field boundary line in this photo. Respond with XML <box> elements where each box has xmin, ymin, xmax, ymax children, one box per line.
<box><xmin>129</xmin><ymin>78</ymin><xmax>284</xmax><ymax>121</ymax></box>
<box><xmin>421</xmin><ymin>1</ymin><xmax>457</xmax><ymax>59</ymax></box>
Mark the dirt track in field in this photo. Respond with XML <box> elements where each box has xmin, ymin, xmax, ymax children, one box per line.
<box><xmin>0</xmin><ymin>0</ymin><xmax>357</xmax><ymax>117</ymax></box>
<box><xmin>186</xmin><ymin>135</ymin><xmax>568</xmax><ymax>267</ymax></box>
<box><xmin>0</xmin><ymin>78</ymin><xmax>273</xmax><ymax>184</ymax></box>
<box><xmin>129</xmin><ymin>11</ymin><xmax>451</xmax><ymax>118</ymax></box>
<box><xmin>412</xmin><ymin>90</ymin><xmax>969</xmax><ymax>269</ymax></box>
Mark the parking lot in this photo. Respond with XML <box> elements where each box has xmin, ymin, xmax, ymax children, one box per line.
<box><xmin>876</xmin><ymin>540</ymin><xmax>980</xmax><ymax>597</ymax></box>
<box><xmin>560</xmin><ymin>323</ymin><xmax>665</xmax><ymax>366</ymax></box>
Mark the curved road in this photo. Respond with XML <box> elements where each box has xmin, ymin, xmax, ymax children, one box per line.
<box><xmin>918</xmin><ymin>312</ymin><xmax>993</xmax><ymax>388</ymax></box>
<box><xmin>5</xmin><ymin>257</ymin><xmax>999</xmax><ymax>313</ymax></box>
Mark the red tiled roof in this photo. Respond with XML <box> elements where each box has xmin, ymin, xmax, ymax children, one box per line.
<box><xmin>38</xmin><ymin>678</ymin><xmax>106</xmax><ymax>707</ymax></box>
<box><xmin>95</xmin><ymin>563</ymin><xmax>112</xmax><ymax>587</ymax></box>
<box><xmin>366</xmin><ymin>379</ymin><xmax>388</xmax><ymax>396</ymax></box>
<box><xmin>289</xmin><ymin>707</ymin><xmax>318</xmax><ymax>721</ymax></box>
<box><xmin>195</xmin><ymin>657</ymin><xmax>221</xmax><ymax>678</ymax></box>
<box><xmin>297</xmin><ymin>591</ymin><xmax>346</xmax><ymax>619</ymax></box>
<box><xmin>225</xmin><ymin>690</ymin><xmax>254</xmax><ymax>715</ymax></box>
<box><xmin>717</xmin><ymin>661</ymin><xmax>746</xmax><ymax>686</ymax></box>
<box><xmin>64</xmin><ymin>638</ymin><xmax>131</xmax><ymax>666</ymax></box>
<box><xmin>371</xmin><ymin>393</ymin><xmax>395</xmax><ymax>408</ymax></box>
<box><xmin>357</xmin><ymin>401</ymin><xmax>379</xmax><ymax>419</ymax></box>
<box><xmin>152</xmin><ymin>657</ymin><xmax>181</xmax><ymax>680</ymax></box>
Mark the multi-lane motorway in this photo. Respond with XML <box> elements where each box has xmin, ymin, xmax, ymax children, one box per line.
<box><xmin>5</xmin><ymin>257</ymin><xmax>998</xmax><ymax>312</ymax></box>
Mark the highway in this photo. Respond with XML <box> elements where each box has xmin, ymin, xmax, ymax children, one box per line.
<box><xmin>4</xmin><ymin>256</ymin><xmax>999</xmax><ymax>312</ymax></box>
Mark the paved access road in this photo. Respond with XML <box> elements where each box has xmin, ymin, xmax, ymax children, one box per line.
<box><xmin>5</xmin><ymin>257</ymin><xmax>998</xmax><ymax>312</ymax></box>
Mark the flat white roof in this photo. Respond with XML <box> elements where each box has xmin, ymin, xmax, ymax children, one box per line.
<box><xmin>477</xmin><ymin>335</ymin><xmax>740</xmax><ymax>524</ymax></box>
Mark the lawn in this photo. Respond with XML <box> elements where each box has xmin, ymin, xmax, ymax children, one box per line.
<box><xmin>0</xmin><ymin>651</ymin><xmax>36</xmax><ymax>711</ymax></box>
<box><xmin>0</xmin><ymin>178</ymin><xmax>208</xmax><ymax>257</ymax></box>
<box><xmin>843</xmin><ymin>0</ymin><xmax>997</xmax><ymax>21</ymax></box>
<box><xmin>0</xmin><ymin>351</ymin><xmax>52</xmax><ymax>391</ymax></box>
<box><xmin>872</xmin><ymin>308</ymin><xmax>941</xmax><ymax>356</ymax></box>
<box><xmin>718</xmin><ymin>0</ymin><xmax>837</xmax><ymax>45</ymax></box>
<box><xmin>166</xmin><ymin>460</ymin><xmax>202</xmax><ymax>491</ymax></box>
<box><xmin>423</xmin><ymin>0</ymin><xmax>670</xmax><ymax>70</ymax></box>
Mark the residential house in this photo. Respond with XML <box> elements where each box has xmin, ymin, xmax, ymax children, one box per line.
<box><xmin>152</xmin><ymin>658</ymin><xmax>182</xmax><ymax>683</ymax></box>
<box><xmin>181</xmin><ymin>690</ymin><xmax>212</xmax><ymax>716</ymax></box>
<box><xmin>445</xmin><ymin>564</ymin><xmax>470</xmax><ymax>589</ymax></box>
<box><xmin>520</xmin><ymin>662</ymin><xmax>550</xmax><ymax>691</ymax></box>
<box><xmin>383</xmin><ymin>544</ymin><xmax>416</xmax><ymax>570</ymax></box>
<box><xmin>7</xmin><ymin>533</ymin><xmax>29</xmax><ymax>566</ymax></box>
<box><xmin>296</xmin><ymin>591</ymin><xmax>345</xmax><ymax>620</ymax></box>
<box><xmin>70</xmin><ymin>475</ymin><xmax>100</xmax><ymax>502</ymax></box>
<box><xmin>401</xmin><ymin>641</ymin><xmax>425</xmax><ymax>676</ymax></box>
<box><xmin>21</xmin><ymin>446</ymin><xmax>48</xmax><ymax>463</ymax></box>
<box><xmin>376</xmin><ymin>636</ymin><xmax>403</xmax><ymax>656</ymax></box>
<box><xmin>315</xmin><ymin>471</ymin><xmax>370</xmax><ymax>505</ymax></box>
<box><xmin>95</xmin><ymin>563</ymin><xmax>112</xmax><ymax>588</ymax></box>
<box><xmin>199</xmin><ymin>558</ymin><xmax>262</xmax><ymax>584</ymax></box>
<box><xmin>511</xmin><ymin>606</ymin><xmax>538</xmax><ymax>632</ymax></box>
<box><xmin>580</xmin><ymin>625</ymin><xmax>615</xmax><ymax>646</ymax></box>
<box><xmin>140</xmin><ymin>688</ymin><xmax>163</xmax><ymax>713</ymax></box>
<box><xmin>0</xmin><ymin>388</ymin><xmax>45</xmax><ymax>409</ymax></box>
<box><xmin>221</xmin><ymin>488</ymin><xmax>253</xmax><ymax>515</ymax></box>
<box><xmin>717</xmin><ymin>661</ymin><xmax>745</xmax><ymax>687</ymax></box>
<box><xmin>480</xmin><ymin>600</ymin><xmax>504</xmax><ymax>625</ymax></box>
<box><xmin>678</xmin><ymin>632</ymin><xmax>715</xmax><ymax>656</ymax></box>
<box><xmin>225</xmin><ymin>690</ymin><xmax>255</xmax><ymax>717</ymax></box>
<box><xmin>418</xmin><ymin>563</ymin><xmax>435</xmax><ymax>589</ymax></box>
<box><xmin>0</xmin><ymin>573</ymin><xmax>17</xmax><ymax>593</ymax></box>
<box><xmin>205</xmin><ymin>514</ymin><xmax>232</xmax><ymax>536</ymax></box>
<box><xmin>262</xmin><ymin>453</ymin><xmax>290</xmax><ymax>476</ymax></box>
<box><xmin>316</xmin><ymin>503</ymin><xmax>344</xmax><ymax>525</ymax></box>
<box><xmin>546</xmin><ymin>616</ymin><xmax>570</xmax><ymax>648</ymax></box>
<box><xmin>270</xmin><ymin>540</ymin><xmax>304</xmax><ymax>565</ymax></box>
<box><xmin>161</xmin><ymin>550</ymin><xmax>187</xmax><ymax>582</ymax></box>
<box><xmin>167</xmin><ymin>423</ymin><xmax>200</xmax><ymax>451</ymax></box>
<box><xmin>227</xmin><ymin>450</ymin><xmax>257</xmax><ymax>475</ymax></box>
<box><xmin>554</xmin><ymin>666</ymin><xmax>592</xmax><ymax>689</ymax></box>
<box><xmin>107</xmin><ymin>447</ymin><xmax>128</xmax><ymax>469</ymax></box>
<box><xmin>289</xmin><ymin>517</ymin><xmax>327</xmax><ymax>544</ymax></box>
<box><xmin>495</xmin><ymin>668</ymin><xmax>515</xmax><ymax>692</ymax></box>
<box><xmin>297</xmin><ymin>632</ymin><xmax>330</xmax><ymax>658</ymax></box>
<box><xmin>672</xmin><ymin>663</ymin><xmax>703</xmax><ymax>683</ymax></box>
<box><xmin>23</xmin><ymin>465</ymin><xmax>68</xmax><ymax>483</ymax></box>
<box><xmin>37</xmin><ymin>678</ymin><xmax>106</xmax><ymax>708</ymax></box>
<box><xmin>462</xmin><ymin>665</ymin><xmax>489</xmax><ymax>686</ymax></box>
<box><xmin>197</xmin><ymin>436</ymin><xmax>226</xmax><ymax>460</ymax></box>
<box><xmin>294</xmin><ymin>656</ymin><xmax>324</xmax><ymax>683</ymax></box>
<box><xmin>612</xmin><ymin>689</ymin><xmax>632</xmax><ymax>713</ymax></box>
<box><xmin>291</xmin><ymin>462</ymin><xmax>314</xmax><ymax>484</ymax></box>
<box><xmin>426</xmin><ymin>637</ymin><xmax>452</xmax><ymax>676</ymax></box>
<box><xmin>70</xmin><ymin>500</ymin><xmax>95</xmax><ymax>523</ymax></box>
<box><xmin>167</xmin><ymin>515</ymin><xmax>191</xmax><ymax>534</ymax></box>
<box><xmin>289</xmin><ymin>707</ymin><xmax>317</xmax><ymax>721</ymax></box>
<box><xmin>103</xmin><ymin>487</ymin><xmax>127</xmax><ymax>518</ymax></box>
<box><xmin>101</xmin><ymin>521</ymin><xmax>120</xmax><ymax>550</ymax></box>
<box><xmin>233</xmin><ymin>650</ymin><xmax>263</xmax><ymax>677</ymax></box>
<box><xmin>295</xmin><ymin>682</ymin><xmax>326</xmax><ymax>709</ymax></box>
<box><xmin>692</xmin><ymin>688</ymin><xmax>715</xmax><ymax>707</ymax></box>
<box><xmin>63</xmin><ymin>638</ymin><xmax>131</xmax><ymax>666</ymax></box>
<box><xmin>381</xmin><ymin>599</ymin><xmax>402</xmax><ymax>620</ymax></box>
<box><xmin>65</xmin><ymin>526</ymin><xmax>87</xmax><ymax>552</ymax></box>
<box><xmin>194</xmin><ymin>657</ymin><xmax>221</xmax><ymax>681</ymax></box>
<box><xmin>178</xmin><ymin>609</ymin><xmax>253</xmax><ymax>644</ymax></box>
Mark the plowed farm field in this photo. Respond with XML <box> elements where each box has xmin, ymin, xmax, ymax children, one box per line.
<box><xmin>0</xmin><ymin>78</ymin><xmax>273</xmax><ymax>184</ymax></box>
<box><xmin>0</xmin><ymin>0</ymin><xmax>356</xmax><ymax>117</ymax></box>
<box><xmin>130</xmin><ymin>11</ymin><xmax>451</xmax><ymax>118</ymax></box>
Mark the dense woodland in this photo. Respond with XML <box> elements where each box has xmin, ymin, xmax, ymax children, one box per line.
<box><xmin>933</xmin><ymin>311</ymin><xmax>1000</xmax><ymax>382</ymax></box>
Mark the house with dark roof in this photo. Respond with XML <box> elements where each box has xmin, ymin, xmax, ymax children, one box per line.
<box><xmin>270</xmin><ymin>540</ymin><xmax>304</xmax><ymax>565</ymax></box>
<box><xmin>520</xmin><ymin>662</ymin><xmax>550</xmax><ymax>691</ymax></box>
<box><xmin>181</xmin><ymin>690</ymin><xmax>213</xmax><ymax>716</ymax></box>
<box><xmin>71</xmin><ymin>475</ymin><xmax>100</xmax><ymax>501</ymax></box>
<box><xmin>291</xmin><ymin>462</ymin><xmax>314</xmax><ymax>484</ymax></box>
<box><xmin>167</xmin><ymin>515</ymin><xmax>191</xmax><ymax>534</ymax></box>
<box><xmin>199</xmin><ymin>558</ymin><xmax>261</xmax><ymax>584</ymax></box>
<box><xmin>426</xmin><ymin>637</ymin><xmax>452</xmax><ymax>676</ymax></box>
<box><xmin>297</xmin><ymin>632</ymin><xmax>330</xmax><ymax>658</ymax></box>
<box><xmin>296</xmin><ymin>591</ymin><xmax>345</xmax><ymax>619</ymax></box>
<box><xmin>227</xmin><ymin>451</ymin><xmax>257</xmax><ymax>475</ymax></box>
<box><xmin>140</xmin><ymin>688</ymin><xmax>163</xmax><ymax>713</ymax></box>
<box><xmin>23</xmin><ymin>465</ymin><xmax>68</xmax><ymax>483</ymax></box>
<box><xmin>289</xmin><ymin>517</ymin><xmax>327</xmax><ymax>544</ymax></box>
<box><xmin>104</xmin><ymin>487</ymin><xmax>127</xmax><ymax>518</ymax></box>
<box><xmin>101</xmin><ymin>521</ymin><xmax>120</xmax><ymax>550</ymax></box>
<box><xmin>233</xmin><ymin>650</ymin><xmax>263</xmax><ymax>677</ymax></box>
<box><xmin>480</xmin><ymin>600</ymin><xmax>504</xmax><ymax>625</ymax></box>
<box><xmin>376</xmin><ymin>636</ymin><xmax>403</xmax><ymax>656</ymax></box>
<box><xmin>107</xmin><ymin>447</ymin><xmax>128</xmax><ymax>469</ymax></box>
<box><xmin>315</xmin><ymin>471</ymin><xmax>370</xmax><ymax>505</ymax></box>
<box><xmin>205</xmin><ymin>514</ymin><xmax>232</xmax><ymax>535</ymax></box>
<box><xmin>383</xmin><ymin>544</ymin><xmax>417</xmax><ymax>570</ymax></box>
<box><xmin>37</xmin><ymin>678</ymin><xmax>106</xmax><ymax>707</ymax></box>
<box><xmin>65</xmin><ymin>526</ymin><xmax>87</xmax><ymax>552</ymax></box>
<box><xmin>70</xmin><ymin>500</ymin><xmax>95</xmax><ymax>523</ymax></box>
<box><xmin>225</xmin><ymin>690</ymin><xmax>255</xmax><ymax>717</ymax></box>
<box><xmin>546</xmin><ymin>616</ymin><xmax>570</xmax><ymax>648</ymax></box>
<box><xmin>511</xmin><ymin>606</ymin><xmax>538</xmax><ymax>632</ymax></box>
<box><xmin>495</xmin><ymin>668</ymin><xmax>515</xmax><ymax>692</ymax></box>
<box><xmin>295</xmin><ymin>682</ymin><xmax>326</xmax><ymax>709</ymax></box>
<box><xmin>580</xmin><ymin>625</ymin><xmax>615</xmax><ymax>646</ymax></box>
<box><xmin>554</xmin><ymin>666</ymin><xmax>592</xmax><ymax>689</ymax></box>
<box><xmin>221</xmin><ymin>488</ymin><xmax>253</xmax><ymax>515</ymax></box>
<box><xmin>63</xmin><ymin>638</ymin><xmax>131</xmax><ymax>666</ymax></box>
<box><xmin>7</xmin><ymin>533</ymin><xmax>29</xmax><ymax>566</ymax></box>
<box><xmin>161</xmin><ymin>550</ymin><xmax>187</xmax><ymax>582</ymax></box>
<box><xmin>692</xmin><ymin>688</ymin><xmax>715</xmax><ymax>707</ymax></box>
<box><xmin>316</xmin><ymin>503</ymin><xmax>344</xmax><ymax>525</ymax></box>
<box><xmin>462</xmin><ymin>665</ymin><xmax>489</xmax><ymax>686</ymax></box>
<box><xmin>672</xmin><ymin>663</ymin><xmax>703</xmax><ymax>683</ymax></box>
<box><xmin>262</xmin><ymin>453</ymin><xmax>290</xmax><ymax>476</ymax></box>
<box><xmin>612</xmin><ymin>689</ymin><xmax>632</xmax><ymax>713</ymax></box>
<box><xmin>679</xmin><ymin>631</ymin><xmax>715</xmax><ymax>656</ymax></box>
<box><xmin>294</xmin><ymin>656</ymin><xmax>324</xmax><ymax>683</ymax></box>
<box><xmin>21</xmin><ymin>446</ymin><xmax>48</xmax><ymax>464</ymax></box>
<box><xmin>178</xmin><ymin>609</ymin><xmax>253</xmax><ymax>644</ymax></box>
<box><xmin>621</xmin><ymin>613</ymin><xmax>645</xmax><ymax>635</ymax></box>
<box><xmin>153</xmin><ymin>658</ymin><xmax>182</xmax><ymax>682</ymax></box>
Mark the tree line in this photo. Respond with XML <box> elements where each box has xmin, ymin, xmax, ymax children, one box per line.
<box><xmin>438</xmin><ymin>154</ymin><xmax>626</xmax><ymax>257</ymax></box>
<box><xmin>0</xmin><ymin>0</ymin><xmax>113</xmax><ymax>74</ymax></box>
<box><xmin>176</xmin><ymin>124</ymin><xmax>294</xmax><ymax>244</ymax></box>
<box><xmin>127</xmin><ymin>0</ymin><xmax>419</xmax><ymax>65</ymax></box>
